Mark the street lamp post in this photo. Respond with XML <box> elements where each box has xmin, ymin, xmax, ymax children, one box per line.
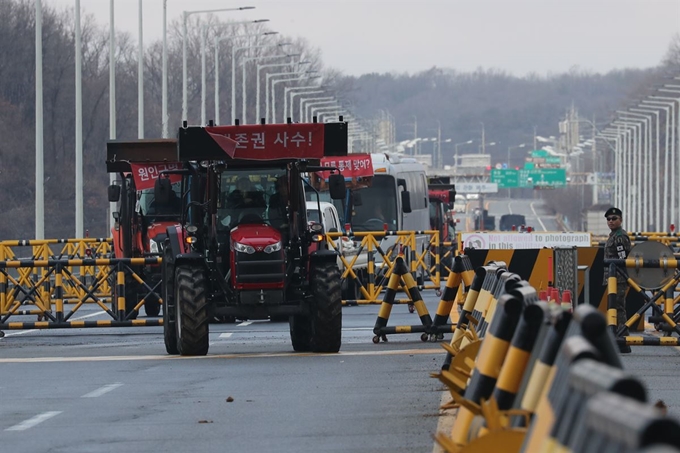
<box><xmin>137</xmin><ymin>0</ymin><xmax>143</xmax><ymax>138</ymax></box>
<box><xmin>643</xmin><ymin>98</ymin><xmax>678</xmax><ymax>224</ymax></box>
<box><xmin>284</xmin><ymin>86</ymin><xmax>324</xmax><ymax>121</ymax></box>
<box><xmin>243</xmin><ymin>54</ymin><xmax>306</xmax><ymax>123</ymax></box>
<box><xmin>233</xmin><ymin>42</ymin><xmax>287</xmax><ymax>124</ymax></box>
<box><xmin>36</xmin><ymin>0</ymin><xmax>44</xmax><ymax>239</ymax></box>
<box><xmin>632</xmin><ymin>107</ymin><xmax>662</xmax><ymax>227</ymax></box>
<box><xmin>241</xmin><ymin>34</ymin><xmax>283</xmax><ymax>123</ymax></box>
<box><xmin>75</xmin><ymin>0</ymin><xmax>83</xmax><ymax>237</ymax></box>
<box><xmin>213</xmin><ymin>26</ymin><xmax>273</xmax><ymax>125</ymax></box>
<box><xmin>613</xmin><ymin>119</ymin><xmax>645</xmax><ymax>231</ymax></box>
<box><xmin>619</xmin><ymin>111</ymin><xmax>654</xmax><ymax>230</ymax></box>
<box><xmin>300</xmin><ymin>96</ymin><xmax>335</xmax><ymax>123</ymax></box>
<box><xmin>299</xmin><ymin>96</ymin><xmax>333</xmax><ymax>123</ymax></box>
<box><xmin>304</xmin><ymin>99</ymin><xmax>337</xmax><ymax>122</ymax></box>
<box><xmin>255</xmin><ymin>59</ymin><xmax>309</xmax><ymax>121</ymax></box>
<box><xmin>182</xmin><ymin>6</ymin><xmax>255</xmax><ymax>122</ymax></box>
<box><xmin>454</xmin><ymin>140</ymin><xmax>473</xmax><ymax>168</ymax></box>
<box><xmin>268</xmin><ymin>72</ymin><xmax>317</xmax><ymax>123</ymax></box>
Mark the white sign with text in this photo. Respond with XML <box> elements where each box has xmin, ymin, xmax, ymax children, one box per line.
<box><xmin>460</xmin><ymin>232</ymin><xmax>592</xmax><ymax>250</ymax></box>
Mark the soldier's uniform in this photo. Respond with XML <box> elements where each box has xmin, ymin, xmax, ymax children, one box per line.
<box><xmin>603</xmin><ymin>208</ymin><xmax>632</xmax><ymax>334</ymax></box>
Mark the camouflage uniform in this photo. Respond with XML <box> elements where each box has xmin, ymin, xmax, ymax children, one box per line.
<box><xmin>604</xmin><ymin>227</ymin><xmax>632</xmax><ymax>330</ymax></box>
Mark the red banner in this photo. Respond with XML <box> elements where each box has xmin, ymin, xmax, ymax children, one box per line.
<box><xmin>318</xmin><ymin>154</ymin><xmax>374</xmax><ymax>178</ymax></box>
<box><xmin>130</xmin><ymin>162</ymin><xmax>182</xmax><ymax>190</ymax></box>
<box><xmin>429</xmin><ymin>189</ymin><xmax>451</xmax><ymax>203</ymax></box>
<box><xmin>204</xmin><ymin>123</ymin><xmax>325</xmax><ymax>160</ymax></box>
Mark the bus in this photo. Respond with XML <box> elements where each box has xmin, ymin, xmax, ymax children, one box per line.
<box><xmin>310</xmin><ymin>153</ymin><xmax>431</xmax><ymax>297</ymax></box>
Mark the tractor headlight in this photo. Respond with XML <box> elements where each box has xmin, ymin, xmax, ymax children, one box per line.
<box><xmin>149</xmin><ymin>239</ymin><xmax>160</xmax><ymax>254</ymax></box>
<box><xmin>264</xmin><ymin>241</ymin><xmax>282</xmax><ymax>254</ymax></box>
<box><xmin>233</xmin><ymin>241</ymin><xmax>256</xmax><ymax>254</ymax></box>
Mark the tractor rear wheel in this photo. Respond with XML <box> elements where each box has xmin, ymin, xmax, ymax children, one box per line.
<box><xmin>174</xmin><ymin>264</ymin><xmax>209</xmax><ymax>356</ymax></box>
<box><xmin>309</xmin><ymin>261</ymin><xmax>342</xmax><ymax>352</ymax></box>
<box><xmin>162</xmin><ymin>250</ymin><xmax>178</xmax><ymax>354</ymax></box>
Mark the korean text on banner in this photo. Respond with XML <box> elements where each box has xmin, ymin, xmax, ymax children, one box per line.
<box><xmin>318</xmin><ymin>154</ymin><xmax>374</xmax><ymax>179</ymax></box>
<box><xmin>130</xmin><ymin>162</ymin><xmax>182</xmax><ymax>190</ymax></box>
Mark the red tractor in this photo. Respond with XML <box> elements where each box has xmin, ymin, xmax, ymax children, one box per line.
<box><xmin>158</xmin><ymin>120</ymin><xmax>348</xmax><ymax>356</ymax></box>
<box><xmin>106</xmin><ymin>140</ymin><xmax>182</xmax><ymax>318</ymax></box>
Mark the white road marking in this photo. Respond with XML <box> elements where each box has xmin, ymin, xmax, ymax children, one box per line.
<box><xmin>1</xmin><ymin>310</ymin><xmax>109</xmax><ymax>338</ymax></box>
<box><xmin>530</xmin><ymin>201</ymin><xmax>547</xmax><ymax>231</ymax></box>
<box><xmin>81</xmin><ymin>383</ymin><xmax>123</xmax><ymax>398</ymax></box>
<box><xmin>219</xmin><ymin>333</ymin><xmax>233</xmax><ymax>338</ymax></box>
<box><xmin>0</xmin><ymin>348</ymin><xmax>442</xmax><ymax>364</ymax></box>
<box><xmin>5</xmin><ymin>411</ymin><xmax>62</xmax><ymax>431</ymax></box>
<box><xmin>237</xmin><ymin>321</ymin><xmax>253</xmax><ymax>327</ymax></box>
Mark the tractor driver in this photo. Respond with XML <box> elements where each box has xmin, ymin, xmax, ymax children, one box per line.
<box><xmin>268</xmin><ymin>176</ymin><xmax>289</xmax><ymax>229</ymax></box>
<box><xmin>223</xmin><ymin>176</ymin><xmax>266</xmax><ymax>226</ymax></box>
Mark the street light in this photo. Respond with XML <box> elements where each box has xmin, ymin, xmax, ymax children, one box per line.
<box><xmin>75</xmin><ymin>0</ymin><xmax>83</xmax><ymax>237</ymax></box>
<box><xmin>250</xmin><ymin>54</ymin><xmax>302</xmax><ymax>123</ymax></box>
<box><xmin>613</xmin><ymin>118</ymin><xmax>645</xmax><ymax>231</ymax></box>
<box><xmin>299</xmin><ymin>96</ymin><xmax>333</xmax><ymax>123</ymax></box>
<box><xmin>253</xmin><ymin>58</ymin><xmax>306</xmax><ymax>123</ymax></box>
<box><xmin>36</xmin><ymin>0</ymin><xmax>44</xmax><ymax>238</ymax></box>
<box><xmin>269</xmin><ymin>72</ymin><xmax>319</xmax><ymax>123</ymax></box>
<box><xmin>285</xmin><ymin>86</ymin><xmax>326</xmax><ymax>121</ymax></box>
<box><xmin>618</xmin><ymin>110</ymin><xmax>654</xmax><ymax>230</ymax></box>
<box><xmin>242</xmin><ymin>35</ymin><xmax>287</xmax><ymax>123</ymax></box>
<box><xmin>233</xmin><ymin>41</ymin><xmax>289</xmax><ymax>124</ymax></box>
<box><xmin>182</xmin><ymin>6</ymin><xmax>255</xmax><ymax>122</ymax></box>
<box><xmin>454</xmin><ymin>140</ymin><xmax>474</xmax><ymax>167</ymax></box>
<box><xmin>302</xmin><ymin>97</ymin><xmax>335</xmax><ymax>122</ymax></box>
<box><xmin>212</xmin><ymin>29</ymin><xmax>274</xmax><ymax>125</ymax></box>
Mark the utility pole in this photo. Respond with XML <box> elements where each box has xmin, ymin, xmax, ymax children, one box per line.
<box><xmin>481</xmin><ymin>122</ymin><xmax>485</xmax><ymax>154</ymax></box>
<box><xmin>437</xmin><ymin>120</ymin><xmax>442</xmax><ymax>169</ymax></box>
<box><xmin>413</xmin><ymin>115</ymin><xmax>418</xmax><ymax>155</ymax></box>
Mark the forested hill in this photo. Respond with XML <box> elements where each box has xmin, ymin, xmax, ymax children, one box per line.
<box><xmin>338</xmin><ymin>67</ymin><xmax>655</xmax><ymax>164</ymax></box>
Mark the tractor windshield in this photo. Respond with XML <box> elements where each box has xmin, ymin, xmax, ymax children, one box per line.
<box><xmin>138</xmin><ymin>182</ymin><xmax>182</xmax><ymax>221</ymax></box>
<box><xmin>218</xmin><ymin>168</ymin><xmax>287</xmax><ymax>230</ymax></box>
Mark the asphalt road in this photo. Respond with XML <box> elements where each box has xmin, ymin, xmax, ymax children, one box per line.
<box><xmin>0</xmin><ymin>301</ymin><xmax>451</xmax><ymax>453</ymax></box>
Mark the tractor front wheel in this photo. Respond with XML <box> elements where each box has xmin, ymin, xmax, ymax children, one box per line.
<box><xmin>174</xmin><ymin>264</ymin><xmax>209</xmax><ymax>356</ymax></box>
<box><xmin>309</xmin><ymin>261</ymin><xmax>342</xmax><ymax>352</ymax></box>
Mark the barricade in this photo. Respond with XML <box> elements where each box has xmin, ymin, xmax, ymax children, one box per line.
<box><xmin>430</xmin><ymin>255</ymin><xmax>475</xmax><ymax>336</ymax></box>
<box><xmin>324</xmin><ymin>230</ymin><xmax>441</xmax><ymax>305</ymax></box>
<box><xmin>438</xmin><ymin>262</ymin><xmax>509</xmax><ymax>379</ymax></box>
<box><xmin>605</xmin><ymin>257</ymin><xmax>680</xmax><ymax>347</ymax></box>
<box><xmin>0</xmin><ymin>238</ymin><xmax>114</xmax><ymax>308</ymax></box>
<box><xmin>371</xmin><ymin>254</ymin><xmax>433</xmax><ymax>343</ymax></box>
<box><xmin>0</xmin><ymin>257</ymin><xmax>162</xmax><ymax>330</ymax></box>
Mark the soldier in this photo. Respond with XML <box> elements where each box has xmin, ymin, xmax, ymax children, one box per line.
<box><xmin>603</xmin><ymin>207</ymin><xmax>632</xmax><ymax>353</ymax></box>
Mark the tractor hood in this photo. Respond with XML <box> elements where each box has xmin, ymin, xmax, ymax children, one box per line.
<box><xmin>231</xmin><ymin>224</ymin><xmax>282</xmax><ymax>248</ymax></box>
<box><xmin>147</xmin><ymin>221</ymin><xmax>179</xmax><ymax>241</ymax></box>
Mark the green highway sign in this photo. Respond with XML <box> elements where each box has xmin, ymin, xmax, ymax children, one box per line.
<box><xmin>490</xmin><ymin>169</ymin><xmax>519</xmax><ymax>189</ymax></box>
<box><xmin>519</xmin><ymin>168</ymin><xmax>567</xmax><ymax>188</ymax></box>
<box><xmin>491</xmin><ymin>168</ymin><xmax>567</xmax><ymax>188</ymax></box>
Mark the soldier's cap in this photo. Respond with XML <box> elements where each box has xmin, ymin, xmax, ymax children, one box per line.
<box><xmin>604</xmin><ymin>207</ymin><xmax>622</xmax><ymax>218</ymax></box>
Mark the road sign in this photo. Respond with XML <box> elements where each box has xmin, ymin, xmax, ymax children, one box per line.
<box><xmin>519</xmin><ymin>168</ymin><xmax>567</xmax><ymax>188</ymax></box>
<box><xmin>490</xmin><ymin>169</ymin><xmax>519</xmax><ymax>189</ymax></box>
<box><xmin>456</xmin><ymin>182</ymin><xmax>499</xmax><ymax>194</ymax></box>
<box><xmin>491</xmin><ymin>168</ymin><xmax>566</xmax><ymax>188</ymax></box>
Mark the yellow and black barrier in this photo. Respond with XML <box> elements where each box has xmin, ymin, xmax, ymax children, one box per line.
<box><xmin>446</xmin><ymin>282</ymin><xmax>529</xmax><ymax>446</ymax></box>
<box><xmin>430</xmin><ymin>255</ymin><xmax>475</xmax><ymax>335</ymax></box>
<box><xmin>438</xmin><ymin>262</ymin><xmax>508</xmax><ymax>376</ymax></box>
<box><xmin>605</xmin><ymin>258</ymin><xmax>680</xmax><ymax>346</ymax></box>
<box><xmin>371</xmin><ymin>254</ymin><xmax>433</xmax><ymax>343</ymax></box>
<box><xmin>0</xmin><ymin>257</ymin><xmax>162</xmax><ymax>330</ymax></box>
<box><xmin>433</xmin><ymin>295</ymin><xmax>623</xmax><ymax>451</ymax></box>
<box><xmin>324</xmin><ymin>230</ymin><xmax>442</xmax><ymax>305</ymax></box>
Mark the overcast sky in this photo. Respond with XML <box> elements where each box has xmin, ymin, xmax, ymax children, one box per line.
<box><xmin>46</xmin><ymin>0</ymin><xmax>679</xmax><ymax>77</ymax></box>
